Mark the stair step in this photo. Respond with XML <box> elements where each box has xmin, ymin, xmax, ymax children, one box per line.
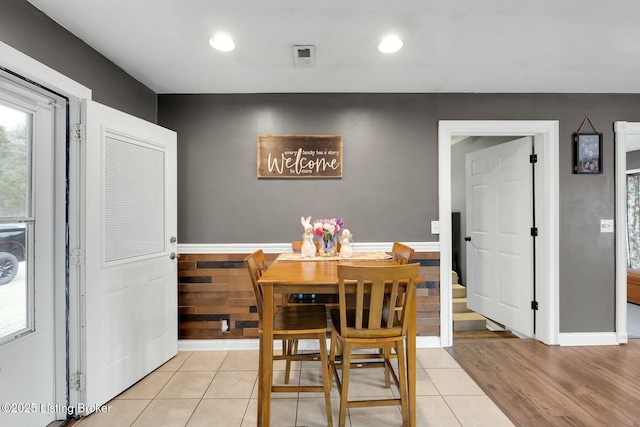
<box><xmin>452</xmin><ymin>284</ymin><xmax>466</xmax><ymax>299</ymax></box>
<box><xmin>453</xmin><ymin>297</ymin><xmax>470</xmax><ymax>313</ymax></box>
<box><xmin>453</xmin><ymin>312</ymin><xmax>487</xmax><ymax>331</ymax></box>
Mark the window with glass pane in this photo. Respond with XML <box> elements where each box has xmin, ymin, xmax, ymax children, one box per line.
<box><xmin>0</xmin><ymin>102</ymin><xmax>33</xmax><ymax>344</ymax></box>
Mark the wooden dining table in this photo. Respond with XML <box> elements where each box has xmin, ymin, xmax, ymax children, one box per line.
<box><xmin>256</xmin><ymin>254</ymin><xmax>420</xmax><ymax>427</ymax></box>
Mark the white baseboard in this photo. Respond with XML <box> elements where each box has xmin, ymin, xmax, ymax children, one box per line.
<box><xmin>416</xmin><ymin>336</ymin><xmax>443</xmax><ymax>348</ymax></box>
<box><xmin>558</xmin><ymin>332</ymin><xmax>619</xmax><ymax>346</ymax></box>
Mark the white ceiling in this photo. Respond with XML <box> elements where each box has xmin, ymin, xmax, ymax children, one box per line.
<box><xmin>25</xmin><ymin>0</ymin><xmax>640</xmax><ymax>95</ymax></box>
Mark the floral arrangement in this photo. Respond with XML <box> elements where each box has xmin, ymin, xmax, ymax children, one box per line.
<box><xmin>313</xmin><ymin>217</ymin><xmax>344</xmax><ymax>255</ymax></box>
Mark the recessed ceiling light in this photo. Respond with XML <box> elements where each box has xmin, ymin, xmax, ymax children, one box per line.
<box><xmin>378</xmin><ymin>35</ymin><xmax>403</xmax><ymax>54</ymax></box>
<box><xmin>209</xmin><ymin>34</ymin><xmax>235</xmax><ymax>52</ymax></box>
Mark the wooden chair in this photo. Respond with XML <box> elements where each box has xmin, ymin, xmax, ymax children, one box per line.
<box><xmin>288</xmin><ymin>241</ymin><xmax>339</xmax><ymax>306</ymax></box>
<box><xmin>244</xmin><ymin>250</ymin><xmax>333</xmax><ymax>426</ymax></box>
<box><xmin>391</xmin><ymin>241</ymin><xmax>415</xmax><ymax>265</ymax></box>
<box><xmin>376</xmin><ymin>241</ymin><xmax>415</xmax><ymax>381</ymax></box>
<box><xmin>329</xmin><ymin>263</ymin><xmax>420</xmax><ymax>427</ymax></box>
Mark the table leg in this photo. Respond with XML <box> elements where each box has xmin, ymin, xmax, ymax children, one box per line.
<box><xmin>260</xmin><ymin>284</ymin><xmax>274</xmax><ymax>427</ymax></box>
<box><xmin>257</xmin><ymin>333</ymin><xmax>263</xmax><ymax>425</ymax></box>
<box><xmin>407</xmin><ymin>291</ymin><xmax>416</xmax><ymax>426</ymax></box>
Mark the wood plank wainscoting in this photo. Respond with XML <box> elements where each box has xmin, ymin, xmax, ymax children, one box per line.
<box><xmin>628</xmin><ymin>269</ymin><xmax>640</xmax><ymax>305</ymax></box>
<box><xmin>178</xmin><ymin>251</ymin><xmax>441</xmax><ymax>339</ymax></box>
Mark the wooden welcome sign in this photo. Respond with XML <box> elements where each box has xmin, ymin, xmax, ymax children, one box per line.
<box><xmin>257</xmin><ymin>134</ymin><xmax>343</xmax><ymax>178</ymax></box>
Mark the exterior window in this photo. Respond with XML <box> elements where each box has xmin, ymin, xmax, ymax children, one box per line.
<box><xmin>628</xmin><ymin>173</ymin><xmax>640</xmax><ymax>270</ymax></box>
<box><xmin>0</xmin><ymin>102</ymin><xmax>34</xmax><ymax>345</ymax></box>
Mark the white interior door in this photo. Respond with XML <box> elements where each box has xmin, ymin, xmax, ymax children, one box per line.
<box><xmin>465</xmin><ymin>136</ymin><xmax>534</xmax><ymax>336</ymax></box>
<box><xmin>81</xmin><ymin>100</ymin><xmax>177</xmax><ymax>411</ymax></box>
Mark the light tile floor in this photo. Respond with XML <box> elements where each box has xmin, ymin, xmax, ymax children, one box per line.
<box><xmin>74</xmin><ymin>348</ymin><xmax>513</xmax><ymax>427</ymax></box>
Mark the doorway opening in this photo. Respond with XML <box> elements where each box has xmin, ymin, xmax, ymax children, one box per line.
<box><xmin>451</xmin><ymin>135</ymin><xmax>533</xmax><ymax>341</ymax></box>
<box><xmin>438</xmin><ymin>121</ymin><xmax>560</xmax><ymax>347</ymax></box>
<box><xmin>0</xmin><ymin>67</ymin><xmax>67</xmax><ymax>427</ymax></box>
<box><xmin>625</xmin><ymin>167</ymin><xmax>640</xmax><ymax>338</ymax></box>
<box><xmin>0</xmin><ymin>40</ymin><xmax>90</xmax><ymax>426</ymax></box>
<box><xmin>615</xmin><ymin>121</ymin><xmax>640</xmax><ymax>343</ymax></box>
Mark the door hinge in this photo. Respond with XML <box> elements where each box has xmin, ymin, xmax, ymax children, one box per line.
<box><xmin>71</xmin><ymin>123</ymin><xmax>85</xmax><ymax>143</ymax></box>
<box><xmin>530</xmin><ymin>227</ymin><xmax>538</xmax><ymax>237</ymax></box>
<box><xmin>531</xmin><ymin>301</ymin><xmax>539</xmax><ymax>310</ymax></box>
<box><xmin>530</xmin><ymin>154</ymin><xmax>538</xmax><ymax>163</ymax></box>
<box><xmin>70</xmin><ymin>372</ymin><xmax>86</xmax><ymax>391</ymax></box>
<box><xmin>70</xmin><ymin>248</ymin><xmax>85</xmax><ymax>266</ymax></box>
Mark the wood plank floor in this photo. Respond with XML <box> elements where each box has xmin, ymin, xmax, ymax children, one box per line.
<box><xmin>448</xmin><ymin>339</ymin><xmax>640</xmax><ymax>427</ymax></box>
<box><xmin>454</xmin><ymin>329</ymin><xmax>519</xmax><ymax>340</ymax></box>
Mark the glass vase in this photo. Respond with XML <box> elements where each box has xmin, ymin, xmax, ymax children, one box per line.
<box><xmin>319</xmin><ymin>235</ymin><xmax>338</xmax><ymax>256</ymax></box>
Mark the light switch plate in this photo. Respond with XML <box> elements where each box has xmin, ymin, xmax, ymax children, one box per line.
<box><xmin>600</xmin><ymin>219</ymin><xmax>614</xmax><ymax>233</ymax></box>
<box><xmin>431</xmin><ymin>220</ymin><xmax>440</xmax><ymax>235</ymax></box>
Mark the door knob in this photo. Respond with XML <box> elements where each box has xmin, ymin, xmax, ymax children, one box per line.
<box><xmin>464</xmin><ymin>236</ymin><xmax>471</xmax><ymax>242</ymax></box>
<box><xmin>170</xmin><ymin>252</ymin><xmax>179</xmax><ymax>260</ymax></box>
<box><xmin>170</xmin><ymin>236</ymin><xmax>177</xmax><ymax>243</ymax></box>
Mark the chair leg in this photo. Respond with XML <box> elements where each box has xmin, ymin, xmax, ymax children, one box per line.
<box><xmin>396</xmin><ymin>341</ymin><xmax>409</xmax><ymax>427</ymax></box>
<box><xmin>284</xmin><ymin>339</ymin><xmax>293</xmax><ymax>384</ymax></box>
<box><xmin>329</xmin><ymin>328</ymin><xmax>338</xmax><ymax>384</ymax></box>
<box><xmin>318</xmin><ymin>333</ymin><xmax>333</xmax><ymax>427</ymax></box>
<box><xmin>257</xmin><ymin>335</ymin><xmax>263</xmax><ymax>425</ymax></box>
<box><xmin>383</xmin><ymin>346</ymin><xmax>391</xmax><ymax>388</ymax></box>
<box><xmin>338</xmin><ymin>342</ymin><xmax>351</xmax><ymax>427</ymax></box>
<box><xmin>329</xmin><ymin>329</ymin><xmax>336</xmax><ymax>363</ymax></box>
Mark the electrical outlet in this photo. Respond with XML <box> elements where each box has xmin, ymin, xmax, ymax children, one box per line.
<box><xmin>431</xmin><ymin>221</ymin><xmax>440</xmax><ymax>235</ymax></box>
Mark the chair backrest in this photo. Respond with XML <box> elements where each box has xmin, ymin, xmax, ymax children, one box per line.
<box><xmin>244</xmin><ymin>249</ymin><xmax>268</xmax><ymax>325</ymax></box>
<box><xmin>391</xmin><ymin>242</ymin><xmax>415</xmax><ymax>265</ymax></box>
<box><xmin>336</xmin><ymin>263</ymin><xmax>420</xmax><ymax>338</ymax></box>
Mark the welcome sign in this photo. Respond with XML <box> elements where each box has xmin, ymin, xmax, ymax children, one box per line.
<box><xmin>257</xmin><ymin>135</ymin><xmax>343</xmax><ymax>178</ymax></box>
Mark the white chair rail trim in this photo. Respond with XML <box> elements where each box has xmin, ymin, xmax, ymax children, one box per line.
<box><xmin>178</xmin><ymin>241</ymin><xmax>440</xmax><ymax>254</ymax></box>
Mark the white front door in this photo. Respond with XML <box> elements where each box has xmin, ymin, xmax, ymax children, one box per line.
<box><xmin>465</xmin><ymin>136</ymin><xmax>534</xmax><ymax>336</ymax></box>
<box><xmin>0</xmin><ymin>72</ymin><xmax>65</xmax><ymax>427</ymax></box>
<box><xmin>79</xmin><ymin>100</ymin><xmax>177</xmax><ymax>411</ymax></box>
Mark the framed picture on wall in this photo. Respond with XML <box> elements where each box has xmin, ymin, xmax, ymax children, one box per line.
<box><xmin>574</xmin><ymin>132</ymin><xmax>603</xmax><ymax>174</ymax></box>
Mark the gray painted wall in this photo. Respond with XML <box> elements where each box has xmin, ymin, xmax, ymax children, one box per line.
<box><xmin>0</xmin><ymin>0</ymin><xmax>157</xmax><ymax>122</ymax></box>
<box><xmin>158</xmin><ymin>94</ymin><xmax>439</xmax><ymax>244</ymax></box>
<box><xmin>159</xmin><ymin>93</ymin><xmax>640</xmax><ymax>333</ymax></box>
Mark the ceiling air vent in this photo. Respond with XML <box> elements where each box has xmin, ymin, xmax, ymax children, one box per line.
<box><xmin>293</xmin><ymin>45</ymin><xmax>315</xmax><ymax>68</ymax></box>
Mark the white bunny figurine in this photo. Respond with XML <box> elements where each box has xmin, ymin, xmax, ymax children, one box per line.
<box><xmin>339</xmin><ymin>229</ymin><xmax>353</xmax><ymax>258</ymax></box>
<box><xmin>301</xmin><ymin>216</ymin><xmax>316</xmax><ymax>257</ymax></box>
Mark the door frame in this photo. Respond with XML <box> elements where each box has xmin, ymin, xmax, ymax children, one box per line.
<box><xmin>0</xmin><ymin>41</ymin><xmax>91</xmax><ymax>417</ymax></box>
<box><xmin>614</xmin><ymin>121</ymin><xmax>635</xmax><ymax>344</ymax></box>
<box><xmin>438</xmin><ymin>120</ymin><xmax>560</xmax><ymax>347</ymax></box>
